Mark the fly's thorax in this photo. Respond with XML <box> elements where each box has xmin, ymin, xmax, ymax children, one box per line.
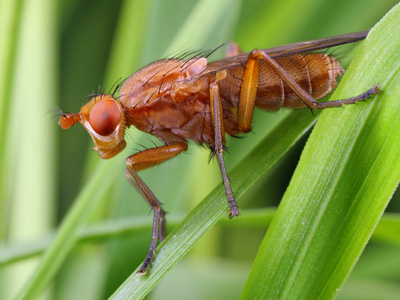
<box><xmin>119</xmin><ymin>57</ymin><xmax>208</xmax><ymax>108</ymax></box>
<box><xmin>79</xmin><ymin>95</ymin><xmax>126</xmax><ymax>159</ymax></box>
<box><xmin>116</xmin><ymin>57</ymin><xmax>216</xmax><ymax>145</ymax></box>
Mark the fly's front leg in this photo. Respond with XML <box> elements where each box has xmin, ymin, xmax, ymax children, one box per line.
<box><xmin>210</xmin><ymin>71</ymin><xmax>239</xmax><ymax>217</ymax></box>
<box><xmin>125</xmin><ymin>142</ymin><xmax>188</xmax><ymax>274</ymax></box>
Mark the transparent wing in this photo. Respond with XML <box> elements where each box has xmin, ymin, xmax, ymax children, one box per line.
<box><xmin>201</xmin><ymin>31</ymin><xmax>369</xmax><ymax>77</ymax></box>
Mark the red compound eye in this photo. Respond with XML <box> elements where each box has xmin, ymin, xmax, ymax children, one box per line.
<box><xmin>89</xmin><ymin>99</ymin><xmax>121</xmax><ymax>136</ymax></box>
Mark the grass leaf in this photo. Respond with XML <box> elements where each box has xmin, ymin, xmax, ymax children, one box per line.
<box><xmin>240</xmin><ymin>4</ymin><xmax>400</xmax><ymax>299</ymax></box>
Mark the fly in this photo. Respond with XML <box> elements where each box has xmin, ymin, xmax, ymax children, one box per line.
<box><xmin>58</xmin><ymin>30</ymin><xmax>381</xmax><ymax>274</ymax></box>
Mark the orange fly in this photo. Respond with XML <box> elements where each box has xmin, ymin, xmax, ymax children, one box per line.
<box><xmin>58</xmin><ymin>31</ymin><xmax>380</xmax><ymax>274</ymax></box>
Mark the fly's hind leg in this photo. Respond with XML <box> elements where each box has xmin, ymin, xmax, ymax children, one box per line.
<box><xmin>315</xmin><ymin>85</ymin><xmax>381</xmax><ymax>108</ymax></box>
<box><xmin>237</xmin><ymin>49</ymin><xmax>381</xmax><ymax>131</ymax></box>
<box><xmin>125</xmin><ymin>142</ymin><xmax>188</xmax><ymax>274</ymax></box>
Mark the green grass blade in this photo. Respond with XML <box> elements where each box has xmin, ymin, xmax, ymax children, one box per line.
<box><xmin>240</xmin><ymin>4</ymin><xmax>400</xmax><ymax>299</ymax></box>
<box><xmin>2</xmin><ymin>210</ymin><xmax>399</xmax><ymax>267</ymax></box>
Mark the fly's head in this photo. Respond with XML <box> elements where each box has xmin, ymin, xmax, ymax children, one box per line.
<box><xmin>58</xmin><ymin>95</ymin><xmax>126</xmax><ymax>159</ymax></box>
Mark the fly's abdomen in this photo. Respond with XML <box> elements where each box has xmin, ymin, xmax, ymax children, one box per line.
<box><xmin>255</xmin><ymin>53</ymin><xmax>344</xmax><ymax>110</ymax></box>
<box><xmin>220</xmin><ymin>53</ymin><xmax>344</xmax><ymax>112</ymax></box>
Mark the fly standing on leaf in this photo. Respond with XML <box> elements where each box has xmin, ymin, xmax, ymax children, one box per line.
<box><xmin>58</xmin><ymin>30</ymin><xmax>381</xmax><ymax>274</ymax></box>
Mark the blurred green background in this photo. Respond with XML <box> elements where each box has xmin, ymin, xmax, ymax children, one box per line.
<box><xmin>1</xmin><ymin>0</ymin><xmax>399</xmax><ymax>299</ymax></box>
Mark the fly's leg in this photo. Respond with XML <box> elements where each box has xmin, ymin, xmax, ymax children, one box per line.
<box><xmin>124</xmin><ymin>169</ymin><xmax>168</xmax><ymax>242</ymax></box>
<box><xmin>315</xmin><ymin>85</ymin><xmax>381</xmax><ymax>108</ymax></box>
<box><xmin>210</xmin><ymin>71</ymin><xmax>239</xmax><ymax>217</ymax></box>
<box><xmin>237</xmin><ymin>49</ymin><xmax>381</xmax><ymax>131</ymax></box>
<box><xmin>226</xmin><ymin>42</ymin><xmax>243</xmax><ymax>57</ymax></box>
<box><xmin>125</xmin><ymin>142</ymin><xmax>188</xmax><ymax>274</ymax></box>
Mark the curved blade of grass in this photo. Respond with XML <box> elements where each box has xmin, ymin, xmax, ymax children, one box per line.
<box><xmin>240</xmin><ymin>4</ymin><xmax>400</xmax><ymax>300</ymax></box>
<box><xmin>109</xmin><ymin>109</ymin><xmax>319</xmax><ymax>299</ymax></box>
<box><xmin>2</xmin><ymin>210</ymin><xmax>399</xmax><ymax>267</ymax></box>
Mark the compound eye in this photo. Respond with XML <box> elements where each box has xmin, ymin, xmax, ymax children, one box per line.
<box><xmin>89</xmin><ymin>99</ymin><xmax>121</xmax><ymax>136</ymax></box>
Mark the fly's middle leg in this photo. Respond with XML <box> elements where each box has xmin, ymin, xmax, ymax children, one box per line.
<box><xmin>210</xmin><ymin>71</ymin><xmax>239</xmax><ymax>217</ymax></box>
